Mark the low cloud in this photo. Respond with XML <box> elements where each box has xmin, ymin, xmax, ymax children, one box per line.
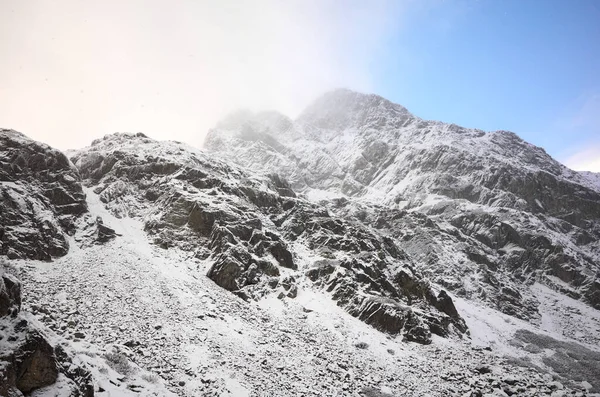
<box><xmin>562</xmin><ymin>145</ymin><xmax>600</xmax><ymax>172</ymax></box>
<box><xmin>0</xmin><ymin>0</ymin><xmax>406</xmax><ymax>150</ymax></box>
<box><xmin>554</xmin><ymin>93</ymin><xmax>600</xmax><ymax>172</ymax></box>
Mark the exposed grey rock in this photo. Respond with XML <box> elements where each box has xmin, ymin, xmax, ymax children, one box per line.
<box><xmin>0</xmin><ymin>318</ymin><xmax>59</xmax><ymax>396</ymax></box>
<box><xmin>95</xmin><ymin>216</ymin><xmax>118</xmax><ymax>242</ymax></box>
<box><xmin>0</xmin><ymin>269</ymin><xmax>93</xmax><ymax>396</ymax></box>
<box><xmin>0</xmin><ymin>129</ymin><xmax>87</xmax><ymax>260</ymax></box>
<box><xmin>205</xmin><ymin>89</ymin><xmax>600</xmax><ymax>316</ymax></box>
<box><xmin>70</xmin><ymin>132</ymin><xmax>466</xmax><ymax>343</ymax></box>
<box><xmin>0</xmin><ymin>272</ymin><xmax>21</xmax><ymax>317</ymax></box>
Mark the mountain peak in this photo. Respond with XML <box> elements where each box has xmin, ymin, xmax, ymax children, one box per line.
<box><xmin>90</xmin><ymin>132</ymin><xmax>150</xmax><ymax>146</ymax></box>
<box><xmin>298</xmin><ymin>88</ymin><xmax>414</xmax><ymax>130</ymax></box>
<box><xmin>214</xmin><ymin>109</ymin><xmax>292</xmax><ymax>133</ymax></box>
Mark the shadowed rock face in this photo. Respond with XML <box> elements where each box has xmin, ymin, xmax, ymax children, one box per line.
<box><xmin>70</xmin><ymin>132</ymin><xmax>467</xmax><ymax>343</ymax></box>
<box><xmin>0</xmin><ymin>319</ymin><xmax>59</xmax><ymax>396</ymax></box>
<box><xmin>0</xmin><ymin>129</ymin><xmax>87</xmax><ymax>260</ymax></box>
<box><xmin>285</xmin><ymin>204</ymin><xmax>467</xmax><ymax>344</ymax></box>
<box><xmin>0</xmin><ymin>273</ymin><xmax>21</xmax><ymax>317</ymax></box>
<box><xmin>204</xmin><ymin>89</ymin><xmax>600</xmax><ymax>316</ymax></box>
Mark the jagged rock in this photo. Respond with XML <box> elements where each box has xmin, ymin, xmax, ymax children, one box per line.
<box><xmin>68</xmin><ymin>132</ymin><xmax>465</xmax><ymax>343</ymax></box>
<box><xmin>296</xmin><ymin>203</ymin><xmax>467</xmax><ymax>342</ymax></box>
<box><xmin>53</xmin><ymin>345</ymin><xmax>95</xmax><ymax>397</ymax></box>
<box><xmin>434</xmin><ymin>290</ymin><xmax>460</xmax><ymax>319</ymax></box>
<box><xmin>280</xmin><ymin>276</ymin><xmax>298</xmax><ymax>298</ymax></box>
<box><xmin>71</xmin><ymin>134</ymin><xmax>297</xmax><ymax>299</ymax></box>
<box><xmin>13</xmin><ymin>325</ymin><xmax>58</xmax><ymax>393</ymax></box>
<box><xmin>0</xmin><ymin>321</ymin><xmax>58</xmax><ymax>396</ymax></box>
<box><xmin>268</xmin><ymin>241</ymin><xmax>295</xmax><ymax>270</ymax></box>
<box><xmin>205</xmin><ymin>89</ymin><xmax>600</xmax><ymax>317</ymax></box>
<box><xmin>0</xmin><ymin>129</ymin><xmax>87</xmax><ymax>260</ymax></box>
<box><xmin>95</xmin><ymin>216</ymin><xmax>118</xmax><ymax>242</ymax></box>
<box><xmin>0</xmin><ymin>272</ymin><xmax>21</xmax><ymax>317</ymax></box>
<box><xmin>207</xmin><ymin>252</ymin><xmax>244</xmax><ymax>291</ymax></box>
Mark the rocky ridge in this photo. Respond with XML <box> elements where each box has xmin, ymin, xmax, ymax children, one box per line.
<box><xmin>68</xmin><ymin>132</ymin><xmax>466</xmax><ymax>344</ymax></box>
<box><xmin>205</xmin><ymin>89</ymin><xmax>600</xmax><ymax>321</ymax></box>
<box><xmin>0</xmin><ymin>132</ymin><xmax>179</xmax><ymax>396</ymax></box>
<box><xmin>0</xmin><ymin>129</ymin><xmax>87</xmax><ymax>260</ymax></box>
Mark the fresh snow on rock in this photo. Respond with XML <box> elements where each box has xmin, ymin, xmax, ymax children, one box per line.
<box><xmin>206</xmin><ymin>89</ymin><xmax>600</xmax><ymax>321</ymax></box>
<box><xmin>15</xmin><ymin>188</ymin><xmax>600</xmax><ymax>395</ymax></box>
<box><xmin>580</xmin><ymin>171</ymin><xmax>600</xmax><ymax>192</ymax></box>
<box><xmin>1</xmin><ymin>89</ymin><xmax>600</xmax><ymax>396</ymax></box>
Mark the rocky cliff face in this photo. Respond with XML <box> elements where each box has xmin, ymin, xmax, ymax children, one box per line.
<box><xmin>0</xmin><ymin>129</ymin><xmax>87</xmax><ymax>260</ymax></box>
<box><xmin>69</xmin><ymin>132</ymin><xmax>467</xmax><ymax>344</ymax></box>
<box><xmin>0</xmin><ymin>130</ymin><xmax>94</xmax><ymax>393</ymax></box>
<box><xmin>0</xmin><ymin>131</ymin><xmax>175</xmax><ymax>396</ymax></box>
<box><xmin>205</xmin><ymin>89</ymin><xmax>600</xmax><ymax>320</ymax></box>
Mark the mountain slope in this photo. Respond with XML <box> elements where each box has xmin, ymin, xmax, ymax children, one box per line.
<box><xmin>0</xmin><ymin>131</ymin><xmax>174</xmax><ymax>396</ymax></box>
<box><xmin>18</xmin><ymin>186</ymin><xmax>598</xmax><ymax>396</ymax></box>
<box><xmin>1</xmin><ymin>127</ymin><xmax>599</xmax><ymax>395</ymax></box>
<box><xmin>68</xmin><ymin>132</ymin><xmax>467</xmax><ymax>345</ymax></box>
<box><xmin>205</xmin><ymin>89</ymin><xmax>600</xmax><ymax>319</ymax></box>
<box><xmin>0</xmin><ymin>129</ymin><xmax>87</xmax><ymax>260</ymax></box>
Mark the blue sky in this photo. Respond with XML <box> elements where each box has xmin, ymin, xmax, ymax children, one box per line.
<box><xmin>374</xmin><ymin>0</ymin><xmax>600</xmax><ymax>170</ymax></box>
<box><xmin>1</xmin><ymin>0</ymin><xmax>598</xmax><ymax>170</ymax></box>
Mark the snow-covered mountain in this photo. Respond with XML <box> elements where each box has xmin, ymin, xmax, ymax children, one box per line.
<box><xmin>206</xmin><ymin>89</ymin><xmax>600</xmax><ymax>321</ymax></box>
<box><xmin>1</xmin><ymin>90</ymin><xmax>600</xmax><ymax>396</ymax></box>
<box><xmin>581</xmin><ymin>171</ymin><xmax>600</xmax><ymax>192</ymax></box>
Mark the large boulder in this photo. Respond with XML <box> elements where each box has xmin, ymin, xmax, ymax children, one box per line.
<box><xmin>0</xmin><ymin>319</ymin><xmax>59</xmax><ymax>396</ymax></box>
<box><xmin>0</xmin><ymin>273</ymin><xmax>21</xmax><ymax>317</ymax></box>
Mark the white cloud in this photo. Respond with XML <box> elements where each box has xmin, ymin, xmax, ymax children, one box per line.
<box><xmin>562</xmin><ymin>146</ymin><xmax>600</xmax><ymax>172</ymax></box>
<box><xmin>555</xmin><ymin>93</ymin><xmax>600</xmax><ymax>172</ymax></box>
<box><xmin>0</xmin><ymin>0</ymin><xmax>406</xmax><ymax>150</ymax></box>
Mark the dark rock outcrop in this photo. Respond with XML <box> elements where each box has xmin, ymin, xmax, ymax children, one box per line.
<box><xmin>0</xmin><ymin>272</ymin><xmax>21</xmax><ymax>317</ymax></box>
<box><xmin>71</xmin><ymin>134</ymin><xmax>297</xmax><ymax>299</ymax></box>
<box><xmin>0</xmin><ymin>268</ymin><xmax>93</xmax><ymax>396</ymax></box>
<box><xmin>290</xmin><ymin>204</ymin><xmax>467</xmax><ymax>343</ymax></box>
<box><xmin>0</xmin><ymin>129</ymin><xmax>87</xmax><ymax>260</ymax></box>
<box><xmin>0</xmin><ymin>318</ymin><xmax>59</xmax><ymax>396</ymax></box>
<box><xmin>95</xmin><ymin>216</ymin><xmax>118</xmax><ymax>242</ymax></box>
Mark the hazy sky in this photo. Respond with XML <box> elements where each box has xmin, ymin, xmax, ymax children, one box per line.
<box><xmin>1</xmin><ymin>0</ymin><xmax>599</xmax><ymax>171</ymax></box>
<box><xmin>0</xmin><ymin>0</ymin><xmax>402</xmax><ymax>149</ymax></box>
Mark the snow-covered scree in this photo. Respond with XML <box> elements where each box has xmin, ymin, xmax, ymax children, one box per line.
<box><xmin>13</xmin><ymin>188</ymin><xmax>600</xmax><ymax>396</ymax></box>
<box><xmin>1</xmin><ymin>264</ymin><xmax>173</xmax><ymax>396</ymax></box>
